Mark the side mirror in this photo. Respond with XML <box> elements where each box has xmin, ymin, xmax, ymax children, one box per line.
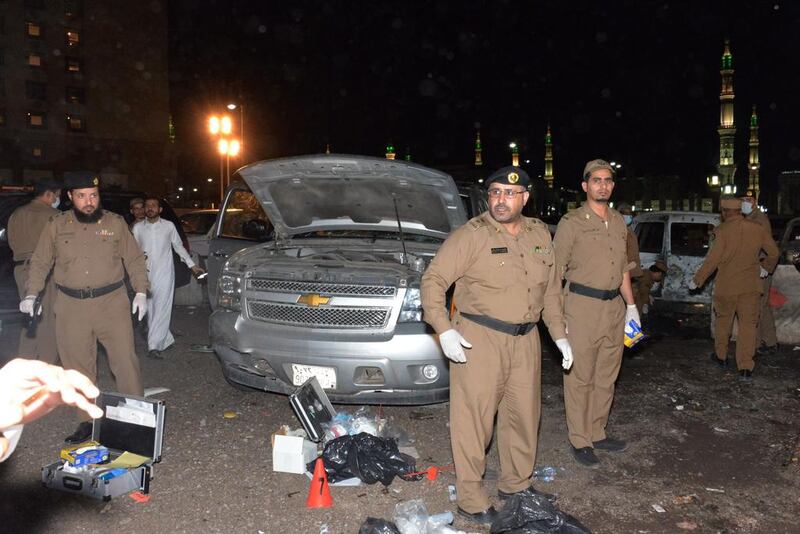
<box><xmin>241</xmin><ymin>219</ymin><xmax>272</xmax><ymax>241</ymax></box>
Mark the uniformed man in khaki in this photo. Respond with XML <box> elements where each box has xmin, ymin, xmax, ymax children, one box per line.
<box><xmin>7</xmin><ymin>179</ymin><xmax>62</xmax><ymax>364</ymax></box>
<box><xmin>690</xmin><ymin>197</ymin><xmax>779</xmax><ymax>380</ymax></box>
<box><xmin>634</xmin><ymin>260</ymin><xmax>667</xmax><ymax>317</ymax></box>
<box><xmin>421</xmin><ymin>167</ymin><xmax>571</xmax><ymax>525</ymax></box>
<box><xmin>553</xmin><ymin>159</ymin><xmax>640</xmax><ymax>469</ymax></box>
<box><xmin>20</xmin><ymin>172</ymin><xmax>149</xmax><ymax>443</ymax></box>
<box><xmin>741</xmin><ymin>193</ymin><xmax>778</xmax><ymax>355</ymax></box>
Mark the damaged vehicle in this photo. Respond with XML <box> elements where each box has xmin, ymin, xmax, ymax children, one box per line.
<box><xmin>633</xmin><ymin>210</ymin><xmax>720</xmax><ymax>312</ymax></box>
<box><xmin>208</xmin><ymin>154</ymin><xmax>472</xmax><ymax>404</ymax></box>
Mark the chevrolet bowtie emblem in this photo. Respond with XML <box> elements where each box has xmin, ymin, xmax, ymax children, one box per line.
<box><xmin>297</xmin><ymin>293</ymin><xmax>330</xmax><ymax>307</ymax></box>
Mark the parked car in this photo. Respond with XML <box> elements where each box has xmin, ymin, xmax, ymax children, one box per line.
<box><xmin>208</xmin><ymin>154</ymin><xmax>486</xmax><ymax>404</ymax></box>
<box><xmin>632</xmin><ymin>211</ymin><xmax>720</xmax><ymax>312</ymax></box>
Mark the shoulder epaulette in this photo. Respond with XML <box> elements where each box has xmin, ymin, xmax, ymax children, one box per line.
<box><xmin>468</xmin><ymin>216</ymin><xmax>489</xmax><ymax>230</ymax></box>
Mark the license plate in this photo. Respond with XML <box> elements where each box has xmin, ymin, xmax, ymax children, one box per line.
<box><xmin>291</xmin><ymin>364</ymin><xmax>336</xmax><ymax>389</ymax></box>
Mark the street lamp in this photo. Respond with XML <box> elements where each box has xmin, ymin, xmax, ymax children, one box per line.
<box><xmin>227</xmin><ymin>103</ymin><xmax>244</xmax><ymax>160</ymax></box>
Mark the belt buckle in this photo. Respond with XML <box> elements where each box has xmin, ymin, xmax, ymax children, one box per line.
<box><xmin>85</xmin><ymin>287</ymin><xmax>94</xmax><ymax>299</ymax></box>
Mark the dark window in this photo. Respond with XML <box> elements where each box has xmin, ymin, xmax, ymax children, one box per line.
<box><xmin>671</xmin><ymin>223</ymin><xmax>714</xmax><ymax>257</ymax></box>
<box><xmin>66</xmin><ymin>29</ymin><xmax>79</xmax><ymax>47</ymax></box>
<box><xmin>220</xmin><ymin>189</ymin><xmax>270</xmax><ymax>241</ymax></box>
<box><xmin>65</xmin><ymin>0</ymin><xmax>83</xmax><ymax>18</ymax></box>
<box><xmin>27</xmin><ymin>111</ymin><xmax>46</xmax><ymax>128</ymax></box>
<box><xmin>65</xmin><ymin>86</ymin><xmax>85</xmax><ymax>104</ymax></box>
<box><xmin>25</xmin><ymin>81</ymin><xmax>46</xmax><ymax>100</ymax></box>
<box><xmin>26</xmin><ymin>22</ymin><xmax>41</xmax><ymax>38</ymax></box>
<box><xmin>0</xmin><ymin>111</ymin><xmax>6</xmax><ymax>127</ymax></box>
<box><xmin>66</xmin><ymin>114</ymin><xmax>85</xmax><ymax>132</ymax></box>
<box><xmin>31</xmin><ymin>145</ymin><xmax>44</xmax><ymax>158</ymax></box>
<box><xmin>28</xmin><ymin>52</ymin><xmax>42</xmax><ymax>67</ymax></box>
<box><xmin>635</xmin><ymin>222</ymin><xmax>664</xmax><ymax>254</ymax></box>
<box><xmin>0</xmin><ymin>48</ymin><xmax>4</xmax><ymax>65</ymax></box>
<box><xmin>65</xmin><ymin>57</ymin><xmax>81</xmax><ymax>73</ymax></box>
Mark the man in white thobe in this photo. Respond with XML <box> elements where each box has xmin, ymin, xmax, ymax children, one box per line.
<box><xmin>133</xmin><ymin>197</ymin><xmax>204</xmax><ymax>358</ymax></box>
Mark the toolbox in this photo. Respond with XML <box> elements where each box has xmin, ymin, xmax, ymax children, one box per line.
<box><xmin>41</xmin><ymin>392</ymin><xmax>166</xmax><ymax>501</ymax></box>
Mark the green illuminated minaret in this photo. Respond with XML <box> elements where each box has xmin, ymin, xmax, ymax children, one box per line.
<box><xmin>543</xmin><ymin>124</ymin><xmax>554</xmax><ymax>189</ymax></box>
<box><xmin>474</xmin><ymin>128</ymin><xmax>483</xmax><ymax>167</ymax></box>
<box><xmin>510</xmin><ymin>142</ymin><xmax>519</xmax><ymax>167</ymax></box>
<box><xmin>748</xmin><ymin>106</ymin><xmax>760</xmax><ymax>199</ymax></box>
<box><xmin>717</xmin><ymin>39</ymin><xmax>737</xmax><ymax>188</ymax></box>
<box><xmin>404</xmin><ymin>146</ymin><xmax>412</xmax><ymax>162</ymax></box>
<box><xmin>385</xmin><ymin>142</ymin><xmax>396</xmax><ymax>160</ymax></box>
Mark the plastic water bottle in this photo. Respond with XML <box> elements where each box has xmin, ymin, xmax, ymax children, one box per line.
<box><xmin>534</xmin><ymin>466</ymin><xmax>557</xmax><ymax>482</ymax></box>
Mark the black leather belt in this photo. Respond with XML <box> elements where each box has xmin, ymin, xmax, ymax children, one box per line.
<box><xmin>569</xmin><ymin>282</ymin><xmax>620</xmax><ymax>301</ymax></box>
<box><xmin>57</xmin><ymin>280</ymin><xmax>124</xmax><ymax>299</ymax></box>
<box><xmin>460</xmin><ymin>312</ymin><xmax>536</xmax><ymax>336</ymax></box>
<box><xmin>13</xmin><ymin>259</ymin><xmax>28</xmax><ymax>266</ymax></box>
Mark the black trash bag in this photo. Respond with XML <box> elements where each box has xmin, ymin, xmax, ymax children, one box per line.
<box><xmin>308</xmin><ymin>432</ymin><xmax>420</xmax><ymax>485</ymax></box>
<box><xmin>490</xmin><ymin>491</ymin><xmax>591</xmax><ymax>534</ymax></box>
<box><xmin>358</xmin><ymin>517</ymin><xmax>401</xmax><ymax>534</ymax></box>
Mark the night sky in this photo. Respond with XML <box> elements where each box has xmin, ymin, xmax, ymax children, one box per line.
<box><xmin>168</xmin><ymin>0</ymin><xmax>800</xmax><ymax>197</ymax></box>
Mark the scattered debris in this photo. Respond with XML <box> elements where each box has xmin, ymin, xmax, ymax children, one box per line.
<box><xmin>533</xmin><ymin>465</ymin><xmax>565</xmax><ymax>482</ymax></box>
<box><xmin>129</xmin><ymin>491</ymin><xmax>150</xmax><ymax>503</ymax></box>
<box><xmin>672</xmin><ymin>494</ymin><xmax>700</xmax><ymax>505</ymax></box>
<box><xmin>676</xmin><ymin>520</ymin><xmax>698</xmax><ymax>530</ymax></box>
<box><xmin>189</xmin><ymin>343</ymin><xmax>215</xmax><ymax>353</ymax></box>
<box><xmin>492</xmin><ymin>491</ymin><xmax>589</xmax><ymax>533</ymax></box>
<box><xmin>222</xmin><ymin>410</ymin><xmax>237</xmax><ymax>419</ymax></box>
<box><xmin>358</xmin><ymin>517</ymin><xmax>401</xmax><ymax>534</ymax></box>
<box><xmin>713</xmin><ymin>427</ymin><xmax>730</xmax><ymax>433</ymax></box>
<box><xmin>447</xmin><ymin>484</ymin><xmax>457</xmax><ymax>502</ymax></box>
<box><xmin>676</xmin><ymin>405</ymin><xmax>685</xmax><ymax>411</ymax></box>
<box><xmin>651</xmin><ymin>504</ymin><xmax>666</xmax><ymax>513</ymax></box>
<box><xmin>705</xmin><ymin>487</ymin><xmax>725</xmax><ymax>493</ymax></box>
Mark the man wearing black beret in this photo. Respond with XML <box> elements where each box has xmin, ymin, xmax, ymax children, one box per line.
<box><xmin>422</xmin><ymin>166</ymin><xmax>573</xmax><ymax>524</ymax></box>
<box><xmin>21</xmin><ymin>172</ymin><xmax>150</xmax><ymax>443</ymax></box>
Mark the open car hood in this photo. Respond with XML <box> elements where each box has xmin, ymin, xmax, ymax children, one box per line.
<box><xmin>237</xmin><ymin>154</ymin><xmax>468</xmax><ymax>239</ymax></box>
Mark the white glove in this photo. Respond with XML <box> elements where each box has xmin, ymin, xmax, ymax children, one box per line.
<box><xmin>438</xmin><ymin>329</ymin><xmax>472</xmax><ymax>363</ymax></box>
<box><xmin>554</xmin><ymin>338</ymin><xmax>574</xmax><ymax>370</ymax></box>
<box><xmin>687</xmin><ymin>280</ymin><xmax>698</xmax><ymax>290</ymax></box>
<box><xmin>19</xmin><ymin>296</ymin><xmax>40</xmax><ymax>317</ymax></box>
<box><xmin>759</xmin><ymin>266</ymin><xmax>769</xmax><ymax>279</ymax></box>
<box><xmin>131</xmin><ymin>293</ymin><xmax>147</xmax><ymax>321</ymax></box>
<box><xmin>642</xmin><ymin>304</ymin><xmax>650</xmax><ymax>315</ymax></box>
<box><xmin>624</xmin><ymin>304</ymin><xmax>641</xmax><ymax>330</ymax></box>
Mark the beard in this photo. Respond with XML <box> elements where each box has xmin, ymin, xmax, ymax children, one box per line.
<box><xmin>73</xmin><ymin>206</ymin><xmax>104</xmax><ymax>223</ymax></box>
<box><xmin>595</xmin><ymin>197</ymin><xmax>610</xmax><ymax>203</ymax></box>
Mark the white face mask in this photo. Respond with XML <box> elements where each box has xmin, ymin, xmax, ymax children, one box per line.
<box><xmin>741</xmin><ymin>202</ymin><xmax>753</xmax><ymax>215</ymax></box>
<box><xmin>623</xmin><ymin>214</ymin><xmax>633</xmax><ymax>226</ymax></box>
<box><xmin>51</xmin><ymin>197</ymin><xmax>60</xmax><ymax>209</ymax></box>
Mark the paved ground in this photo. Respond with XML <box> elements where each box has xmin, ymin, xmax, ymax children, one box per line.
<box><xmin>0</xmin><ymin>306</ymin><xmax>798</xmax><ymax>533</ymax></box>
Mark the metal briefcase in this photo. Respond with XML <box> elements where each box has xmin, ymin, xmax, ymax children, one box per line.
<box><xmin>41</xmin><ymin>392</ymin><xmax>166</xmax><ymax>501</ymax></box>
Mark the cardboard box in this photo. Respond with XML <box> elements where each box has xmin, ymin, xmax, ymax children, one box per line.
<box><xmin>272</xmin><ymin>434</ymin><xmax>318</xmax><ymax>474</ymax></box>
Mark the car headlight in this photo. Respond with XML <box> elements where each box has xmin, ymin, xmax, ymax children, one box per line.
<box><xmin>398</xmin><ymin>287</ymin><xmax>422</xmax><ymax>323</ymax></box>
<box><xmin>217</xmin><ymin>272</ymin><xmax>242</xmax><ymax>310</ymax></box>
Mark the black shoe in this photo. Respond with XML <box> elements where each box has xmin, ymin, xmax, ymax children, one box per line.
<box><xmin>498</xmin><ymin>485</ymin><xmax>557</xmax><ymax>503</ymax></box>
<box><xmin>571</xmin><ymin>446</ymin><xmax>600</xmax><ymax>469</ymax></box>
<box><xmin>457</xmin><ymin>506</ymin><xmax>497</xmax><ymax>525</ymax></box>
<box><xmin>64</xmin><ymin>422</ymin><xmax>93</xmax><ymax>444</ymax></box>
<box><xmin>147</xmin><ymin>349</ymin><xmax>163</xmax><ymax>359</ymax></box>
<box><xmin>738</xmin><ymin>369</ymin><xmax>753</xmax><ymax>381</ymax></box>
<box><xmin>593</xmin><ymin>437</ymin><xmax>628</xmax><ymax>452</ymax></box>
<box><xmin>756</xmin><ymin>344</ymin><xmax>777</xmax><ymax>356</ymax></box>
<box><xmin>709</xmin><ymin>353</ymin><xmax>728</xmax><ymax>369</ymax></box>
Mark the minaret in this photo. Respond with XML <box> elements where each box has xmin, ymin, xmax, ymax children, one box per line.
<box><xmin>404</xmin><ymin>146</ymin><xmax>411</xmax><ymax>162</ymax></box>
<box><xmin>385</xmin><ymin>142</ymin><xmax>396</xmax><ymax>160</ymax></box>
<box><xmin>717</xmin><ymin>39</ymin><xmax>737</xmax><ymax>187</ymax></box>
<box><xmin>474</xmin><ymin>128</ymin><xmax>483</xmax><ymax>167</ymax></box>
<box><xmin>748</xmin><ymin>106</ymin><xmax>760</xmax><ymax>199</ymax></box>
<box><xmin>510</xmin><ymin>142</ymin><xmax>519</xmax><ymax>167</ymax></box>
<box><xmin>325</xmin><ymin>143</ymin><xmax>331</xmax><ymax>154</ymax></box>
<box><xmin>543</xmin><ymin>124</ymin><xmax>554</xmax><ymax>189</ymax></box>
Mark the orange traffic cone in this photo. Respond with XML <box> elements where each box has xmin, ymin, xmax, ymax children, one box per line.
<box><xmin>306</xmin><ymin>457</ymin><xmax>333</xmax><ymax>508</ymax></box>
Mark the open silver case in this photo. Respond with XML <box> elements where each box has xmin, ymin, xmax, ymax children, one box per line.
<box><xmin>41</xmin><ymin>392</ymin><xmax>166</xmax><ymax>501</ymax></box>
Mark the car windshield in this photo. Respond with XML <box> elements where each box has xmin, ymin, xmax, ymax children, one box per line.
<box><xmin>290</xmin><ymin>229</ymin><xmax>444</xmax><ymax>243</ymax></box>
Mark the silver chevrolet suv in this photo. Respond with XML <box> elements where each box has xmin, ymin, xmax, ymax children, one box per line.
<box><xmin>208</xmin><ymin>155</ymin><xmax>478</xmax><ymax>404</ymax></box>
